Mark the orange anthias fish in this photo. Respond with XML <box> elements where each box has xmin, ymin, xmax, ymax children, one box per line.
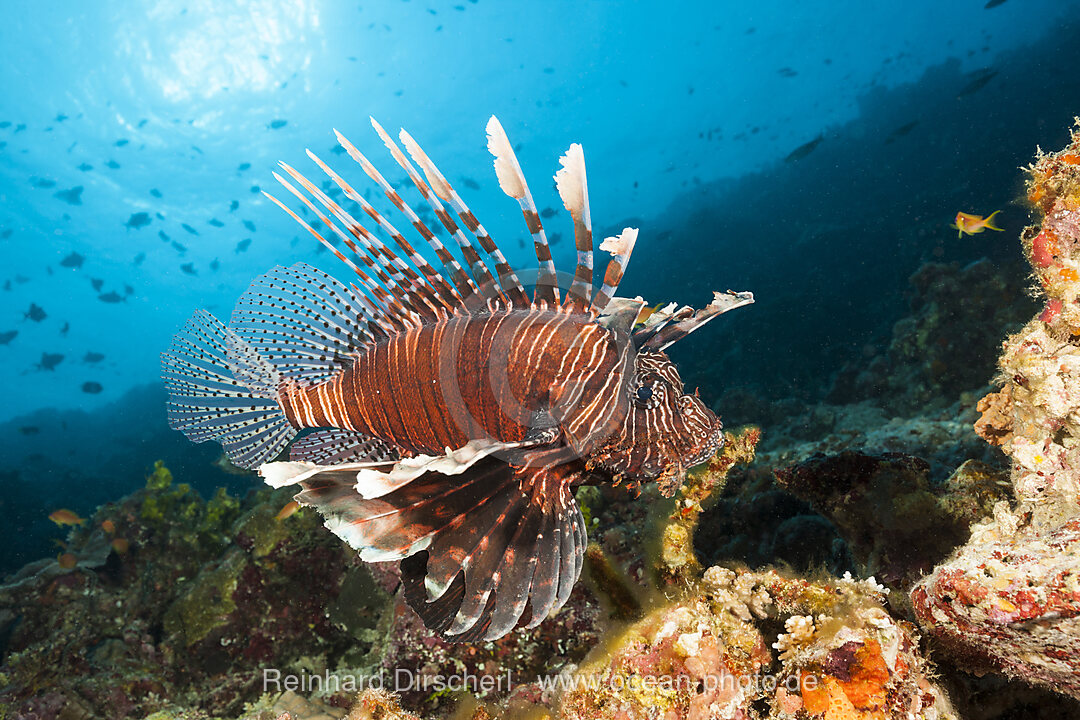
<box><xmin>951</xmin><ymin>210</ymin><xmax>1003</xmax><ymax>237</ymax></box>
<box><xmin>48</xmin><ymin>509</ymin><xmax>85</xmax><ymax>527</ymax></box>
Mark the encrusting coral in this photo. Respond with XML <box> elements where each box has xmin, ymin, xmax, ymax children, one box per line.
<box><xmin>916</xmin><ymin>119</ymin><xmax>1080</xmax><ymax>698</ymax></box>
<box><xmin>557</xmin><ymin>567</ymin><xmax>955</xmax><ymax>720</ymax></box>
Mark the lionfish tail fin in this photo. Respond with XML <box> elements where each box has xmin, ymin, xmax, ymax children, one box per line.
<box><xmin>555</xmin><ymin>143</ymin><xmax>593</xmax><ymax>310</ymax></box>
<box><xmin>161</xmin><ymin>310</ymin><xmax>297</xmax><ymax>469</ymax></box>
<box><xmin>266</xmin><ymin>442</ymin><xmax>585</xmax><ymax>642</ymax></box>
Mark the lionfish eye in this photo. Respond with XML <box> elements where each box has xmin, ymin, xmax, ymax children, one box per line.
<box><xmin>635</xmin><ymin>385</ymin><xmax>653</xmax><ymax>402</ymax></box>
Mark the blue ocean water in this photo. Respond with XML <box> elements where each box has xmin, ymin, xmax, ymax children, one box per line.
<box><xmin>0</xmin><ymin>0</ymin><xmax>1078</xmax><ymax>586</ymax></box>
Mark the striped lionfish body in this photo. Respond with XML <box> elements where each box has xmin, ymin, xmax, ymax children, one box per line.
<box><xmin>162</xmin><ymin>117</ymin><xmax>753</xmax><ymax>642</ymax></box>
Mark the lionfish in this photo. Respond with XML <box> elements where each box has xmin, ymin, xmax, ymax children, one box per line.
<box><xmin>162</xmin><ymin>117</ymin><xmax>753</xmax><ymax>641</ymax></box>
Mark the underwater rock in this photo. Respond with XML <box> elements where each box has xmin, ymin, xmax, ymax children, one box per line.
<box><xmin>913</xmin><ymin>120</ymin><xmax>1080</xmax><ymax>699</ymax></box>
<box><xmin>774</xmin><ymin>452</ymin><xmax>1008</xmax><ymax>590</ymax></box>
<box><xmin>828</xmin><ymin>258</ymin><xmax>1035</xmax><ymax>416</ymax></box>
<box><xmin>557</xmin><ymin>567</ymin><xmax>955</xmax><ymax>720</ymax></box>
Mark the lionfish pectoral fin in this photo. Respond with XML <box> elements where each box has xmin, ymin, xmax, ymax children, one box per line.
<box><xmin>399</xmin><ymin>461</ymin><xmax>587</xmax><ymax>642</ymax></box>
<box><xmin>263</xmin><ymin>444</ymin><xmax>586</xmax><ymax>642</ymax></box>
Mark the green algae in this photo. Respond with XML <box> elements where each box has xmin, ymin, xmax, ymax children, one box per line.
<box><xmin>164</xmin><ymin>550</ymin><xmax>246</xmax><ymax>647</ymax></box>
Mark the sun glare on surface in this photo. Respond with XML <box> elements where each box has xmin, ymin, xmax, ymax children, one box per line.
<box><xmin>118</xmin><ymin>0</ymin><xmax>319</xmax><ymax>103</ymax></box>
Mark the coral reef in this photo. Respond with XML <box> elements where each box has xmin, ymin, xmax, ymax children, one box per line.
<box><xmin>914</xmin><ymin>120</ymin><xmax>1080</xmax><ymax>698</ymax></box>
<box><xmin>0</xmin><ymin>461</ymin><xmax>382</xmax><ymax>718</ymax></box>
<box><xmin>557</xmin><ymin>567</ymin><xmax>955</xmax><ymax>720</ymax></box>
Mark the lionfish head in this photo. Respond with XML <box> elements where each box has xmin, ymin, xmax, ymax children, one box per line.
<box><xmin>591</xmin><ymin>349</ymin><xmax>724</xmax><ymax>492</ymax></box>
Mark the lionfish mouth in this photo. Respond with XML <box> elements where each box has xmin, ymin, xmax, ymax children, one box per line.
<box><xmin>684</xmin><ymin>423</ymin><xmax>726</xmax><ymax>469</ymax></box>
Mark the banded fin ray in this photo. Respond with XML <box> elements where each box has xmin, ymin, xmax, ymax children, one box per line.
<box><xmin>290</xmin><ymin>428</ymin><xmax>401</xmax><ymax>465</ymax></box>
<box><xmin>398</xmin><ymin>124</ymin><xmax>530</xmax><ymax>307</ymax></box>
<box><xmin>162</xmin><ymin>310</ymin><xmax>297</xmax><ymax>469</ymax></box>
<box><xmin>262</xmin><ymin>443</ymin><xmax>586</xmax><ymax>642</ymax></box>
<box><xmin>370</xmin><ymin>118</ymin><xmax>505</xmax><ymax>305</ymax></box>
<box><xmin>486</xmin><ymin>116</ymin><xmax>560</xmax><ymax>306</ymax></box>
<box><xmin>268</xmin><ymin>168</ymin><xmax>415</xmax><ymax>331</ymax></box>
<box><xmin>592</xmin><ymin>227</ymin><xmax>639</xmax><ymax>314</ymax></box>
<box><xmin>555</xmin><ymin>143</ymin><xmax>593</xmax><ymax>310</ymax></box>
<box><xmin>229</xmin><ymin>264</ymin><xmax>375</xmax><ymax>384</ymax></box>
<box><xmin>333</xmin><ymin>128</ymin><xmax>480</xmax><ymax>303</ymax></box>
<box><xmin>275</xmin><ymin>161</ymin><xmax>425</xmax><ymax>326</ymax></box>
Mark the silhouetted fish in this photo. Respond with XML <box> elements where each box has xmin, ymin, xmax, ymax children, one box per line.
<box><xmin>78</xmin><ymin>163</ymin><xmax>93</xmax><ymax>171</ymax></box>
<box><xmin>150</xmin><ymin>188</ymin><xmax>162</xmax><ymax>198</ymax></box>
<box><xmin>81</xmin><ymin>381</ymin><xmax>103</xmax><ymax>394</ymax></box>
<box><xmin>124</xmin><ymin>284</ymin><xmax>134</xmax><ymax>295</ymax></box>
<box><xmin>106</xmin><ymin>160</ymin><xmax>120</xmax><ymax>169</ymax></box>
<box><xmin>777</xmin><ymin>67</ymin><xmax>798</xmax><ymax>77</ymax></box>
<box><xmin>115</xmin><ymin>139</ymin><xmax>129</xmax><ymax>147</ymax></box>
<box><xmin>90</xmin><ymin>277</ymin><xmax>104</xmax><ymax>291</ymax></box>
<box><xmin>957</xmin><ymin>69</ymin><xmax>998</xmax><ymax>98</ymax></box>
<box><xmin>210</xmin><ymin>258</ymin><xmax>220</xmax><ymax>271</ymax></box>
<box><xmin>83</xmin><ymin>351</ymin><xmax>105</xmax><ymax>363</ymax></box>
<box><xmin>0</xmin><ymin>330</ymin><xmax>16</xmax><ymax>345</ymax></box>
<box><xmin>60</xmin><ymin>321</ymin><xmax>69</xmax><ymax>336</ymax></box>
<box><xmin>180</xmin><ymin>263</ymin><xmax>197</xmax><ymax>275</ymax></box>
<box><xmin>56</xmin><ymin>113</ymin><xmax>68</xmax><ymax>122</ymax></box>
<box><xmin>54</xmin><ymin>186</ymin><xmax>83</xmax><ymax>205</ymax></box>
<box><xmin>229</xmin><ymin>200</ymin><xmax>239</xmax><ymax>211</ymax></box>
<box><xmin>134</xmin><ymin>252</ymin><xmax>146</xmax><ymax>265</ymax></box>
<box><xmin>34</xmin><ymin>178</ymin><xmax>57</xmax><ymax>189</ymax></box>
<box><xmin>159</xmin><ymin>230</ymin><xmax>170</xmax><ymax>242</ymax></box>
<box><xmin>208</xmin><ymin>218</ymin><xmax>225</xmax><ymax>228</ymax></box>
<box><xmin>460</xmin><ymin>176</ymin><xmax>480</xmax><ymax>190</ymax></box>
<box><xmin>172</xmin><ymin>241</ymin><xmax>187</xmax><ymax>254</ymax></box>
<box><xmin>60</xmin><ymin>252</ymin><xmax>84</xmax><ymax>269</ymax></box>
<box><xmin>125</xmin><ymin>212</ymin><xmax>151</xmax><ymax>229</ymax></box>
<box><xmin>785</xmin><ymin>134</ymin><xmax>824</xmax><ymax>162</ymax></box>
<box><xmin>163</xmin><ymin>116</ymin><xmax>753</xmax><ymax>642</ymax></box>
<box><xmin>181</xmin><ymin>223</ymin><xmax>199</xmax><ymax>235</ymax></box>
<box><xmin>540</xmin><ymin>206</ymin><xmax>557</xmax><ymax>219</ymax></box>
<box><xmin>242</xmin><ymin>220</ymin><xmax>256</xmax><ymax>232</ymax></box>
<box><xmin>268</xmin><ymin>119</ymin><xmax>288</xmax><ymax>130</ymax></box>
<box><xmin>250</xmin><ymin>185</ymin><xmax>261</xmax><ymax>194</ymax></box>
<box><xmin>1</xmin><ymin>229</ymin><xmax>12</xmax><ymax>239</ymax></box>
<box><xmin>19</xmin><ymin>426</ymin><xmax>39</xmax><ymax>435</ymax></box>
<box><xmin>24</xmin><ymin>303</ymin><xmax>46</xmax><ymax>322</ymax></box>
<box><xmin>985</xmin><ymin>0</ymin><xmax>1008</xmax><ymax>8</ymax></box>
<box><xmin>235</xmin><ymin>238</ymin><xmax>252</xmax><ymax>253</ymax></box>
<box><xmin>238</xmin><ymin>162</ymin><xmax>251</xmax><ymax>172</ymax></box>
<box><xmin>98</xmin><ymin>291</ymin><xmax>125</xmax><ymax>303</ymax></box>
<box><xmin>37</xmin><ymin>352</ymin><xmax>64</xmax><ymax>370</ymax></box>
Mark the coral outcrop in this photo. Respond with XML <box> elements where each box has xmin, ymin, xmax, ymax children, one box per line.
<box><xmin>915</xmin><ymin>120</ymin><xmax>1080</xmax><ymax>698</ymax></box>
<box><xmin>558</xmin><ymin>567</ymin><xmax>955</xmax><ymax>720</ymax></box>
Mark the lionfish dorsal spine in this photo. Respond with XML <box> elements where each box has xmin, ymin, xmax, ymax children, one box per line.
<box><xmin>331</xmin><ymin>128</ymin><xmax>480</xmax><ymax>303</ymax></box>
<box><xmin>272</xmin><ymin>163</ymin><xmax>417</xmax><ymax>329</ymax></box>
<box><xmin>259</xmin><ymin>187</ymin><xmax>404</xmax><ymax>337</ymax></box>
<box><xmin>485</xmin><ymin>115</ymin><xmax>561</xmax><ymax>307</ymax></box>
<box><xmin>302</xmin><ymin>149</ymin><xmax>447</xmax><ymax>320</ymax></box>
<box><xmin>369</xmin><ymin>118</ymin><xmax>504</xmax><ymax>305</ymax></box>
<box><xmin>591</xmin><ymin>227</ymin><xmax>639</xmax><ymax>314</ymax></box>
<box><xmin>398</xmin><ymin>126</ymin><xmax>530</xmax><ymax>308</ymax></box>
<box><xmin>555</xmin><ymin>142</ymin><xmax>593</xmax><ymax>311</ymax></box>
